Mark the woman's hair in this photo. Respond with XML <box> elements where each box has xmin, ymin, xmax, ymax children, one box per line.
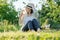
<box><xmin>26</xmin><ymin>5</ymin><xmax>33</xmax><ymax>14</ymax></box>
<box><xmin>30</xmin><ymin>8</ymin><xmax>33</xmax><ymax>14</ymax></box>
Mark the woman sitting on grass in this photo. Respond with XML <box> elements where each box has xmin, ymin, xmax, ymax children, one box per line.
<box><xmin>19</xmin><ymin>4</ymin><xmax>41</xmax><ymax>32</ymax></box>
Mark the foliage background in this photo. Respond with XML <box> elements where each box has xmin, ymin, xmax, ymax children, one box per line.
<box><xmin>0</xmin><ymin>0</ymin><xmax>60</xmax><ymax>31</ymax></box>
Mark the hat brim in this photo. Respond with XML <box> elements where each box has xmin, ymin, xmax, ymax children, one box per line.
<box><xmin>26</xmin><ymin>5</ymin><xmax>32</xmax><ymax>9</ymax></box>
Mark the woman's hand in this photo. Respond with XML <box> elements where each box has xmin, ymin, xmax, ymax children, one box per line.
<box><xmin>20</xmin><ymin>14</ymin><xmax>24</xmax><ymax>20</ymax></box>
<box><xmin>19</xmin><ymin>10</ymin><xmax>25</xmax><ymax>24</ymax></box>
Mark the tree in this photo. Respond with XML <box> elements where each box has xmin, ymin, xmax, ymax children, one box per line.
<box><xmin>0</xmin><ymin>0</ymin><xmax>18</xmax><ymax>24</ymax></box>
<box><xmin>38</xmin><ymin>0</ymin><xmax>60</xmax><ymax>29</ymax></box>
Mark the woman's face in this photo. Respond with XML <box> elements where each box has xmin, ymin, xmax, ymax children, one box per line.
<box><xmin>26</xmin><ymin>7</ymin><xmax>31</xmax><ymax>14</ymax></box>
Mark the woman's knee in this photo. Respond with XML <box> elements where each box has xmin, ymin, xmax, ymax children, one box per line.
<box><xmin>32</xmin><ymin>19</ymin><xmax>38</xmax><ymax>22</ymax></box>
<box><xmin>32</xmin><ymin>19</ymin><xmax>40</xmax><ymax>27</ymax></box>
<box><xmin>32</xmin><ymin>19</ymin><xmax>36</xmax><ymax>20</ymax></box>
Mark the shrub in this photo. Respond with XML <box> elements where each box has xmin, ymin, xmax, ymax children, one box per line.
<box><xmin>0</xmin><ymin>20</ymin><xmax>18</xmax><ymax>32</ymax></box>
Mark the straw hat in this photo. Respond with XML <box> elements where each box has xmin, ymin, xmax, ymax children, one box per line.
<box><xmin>25</xmin><ymin>3</ymin><xmax>35</xmax><ymax>9</ymax></box>
<box><xmin>27</xmin><ymin>3</ymin><xmax>34</xmax><ymax>9</ymax></box>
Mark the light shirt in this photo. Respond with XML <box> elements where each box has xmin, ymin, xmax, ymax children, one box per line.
<box><xmin>23</xmin><ymin>14</ymin><xmax>35</xmax><ymax>25</ymax></box>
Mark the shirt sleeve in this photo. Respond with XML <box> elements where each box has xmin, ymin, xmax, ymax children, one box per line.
<box><xmin>33</xmin><ymin>8</ymin><xmax>39</xmax><ymax>19</ymax></box>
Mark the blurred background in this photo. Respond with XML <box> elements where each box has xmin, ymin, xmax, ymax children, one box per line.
<box><xmin>0</xmin><ymin>0</ymin><xmax>60</xmax><ymax>32</ymax></box>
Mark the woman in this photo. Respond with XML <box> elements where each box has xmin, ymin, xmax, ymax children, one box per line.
<box><xmin>19</xmin><ymin>4</ymin><xmax>41</xmax><ymax>32</ymax></box>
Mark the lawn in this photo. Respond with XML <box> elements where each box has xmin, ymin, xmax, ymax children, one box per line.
<box><xmin>0</xmin><ymin>30</ymin><xmax>60</xmax><ymax>40</ymax></box>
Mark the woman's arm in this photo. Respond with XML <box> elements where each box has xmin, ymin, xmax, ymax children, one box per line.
<box><xmin>19</xmin><ymin>10</ymin><xmax>24</xmax><ymax>26</ymax></box>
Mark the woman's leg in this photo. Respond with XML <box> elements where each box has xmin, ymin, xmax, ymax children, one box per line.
<box><xmin>22</xmin><ymin>23</ymin><xmax>28</xmax><ymax>32</ymax></box>
<box><xmin>32</xmin><ymin>19</ymin><xmax>40</xmax><ymax>31</ymax></box>
<box><xmin>28</xmin><ymin>21</ymin><xmax>34</xmax><ymax>30</ymax></box>
<box><xmin>22</xmin><ymin>20</ymin><xmax>34</xmax><ymax>32</ymax></box>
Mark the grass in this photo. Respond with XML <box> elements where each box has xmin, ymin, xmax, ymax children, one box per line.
<box><xmin>0</xmin><ymin>30</ymin><xmax>60</xmax><ymax>40</ymax></box>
